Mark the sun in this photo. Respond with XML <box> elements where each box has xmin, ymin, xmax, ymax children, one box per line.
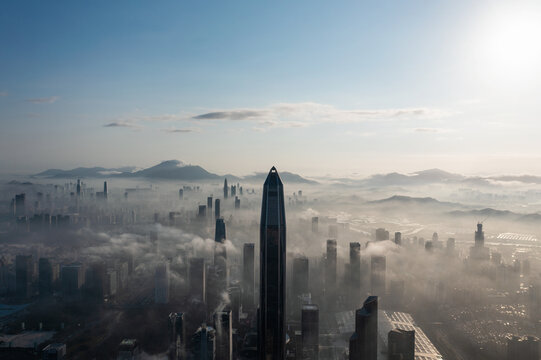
<box><xmin>470</xmin><ymin>2</ymin><xmax>541</xmax><ymax>87</ymax></box>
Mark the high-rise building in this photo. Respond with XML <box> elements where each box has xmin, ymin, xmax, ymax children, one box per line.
<box><xmin>243</xmin><ymin>243</ymin><xmax>255</xmax><ymax>309</ymax></box>
<box><xmin>190</xmin><ymin>258</ymin><xmax>206</xmax><ymax>304</ymax></box>
<box><xmin>349</xmin><ymin>242</ymin><xmax>361</xmax><ymax>297</ymax></box>
<box><xmin>311</xmin><ymin>217</ymin><xmax>319</xmax><ymax>233</ymax></box>
<box><xmin>370</xmin><ymin>256</ymin><xmax>386</xmax><ymax>296</ymax></box>
<box><xmin>388</xmin><ymin>328</ymin><xmax>415</xmax><ymax>360</ymax></box>
<box><xmin>214</xmin><ymin>219</ymin><xmax>227</xmax><ymax>287</ymax></box>
<box><xmin>117</xmin><ymin>339</ymin><xmax>141</xmax><ymax>360</ymax></box>
<box><xmin>192</xmin><ymin>324</ymin><xmax>216</xmax><ymax>360</ymax></box>
<box><xmin>234</xmin><ymin>196</ymin><xmax>240</xmax><ymax>209</ymax></box>
<box><xmin>292</xmin><ymin>256</ymin><xmax>309</xmax><ymax>300</ymax></box>
<box><xmin>394</xmin><ymin>232</ymin><xmax>402</xmax><ymax>246</ymax></box>
<box><xmin>61</xmin><ymin>263</ymin><xmax>84</xmax><ymax>297</ymax></box>
<box><xmin>470</xmin><ymin>223</ymin><xmax>490</xmax><ymax>260</ymax></box>
<box><xmin>103</xmin><ymin>181</ymin><xmax>108</xmax><ymax>199</ymax></box>
<box><xmin>326</xmin><ymin>239</ymin><xmax>337</xmax><ymax>294</ymax></box>
<box><xmin>224</xmin><ymin>179</ymin><xmax>229</xmax><ymax>199</ymax></box>
<box><xmin>259</xmin><ymin>167</ymin><xmax>287</xmax><ymax>360</ymax></box>
<box><xmin>215</xmin><ymin>199</ymin><xmax>221</xmax><ymax>219</ymax></box>
<box><xmin>14</xmin><ymin>193</ymin><xmax>25</xmax><ymax>217</ymax></box>
<box><xmin>301</xmin><ymin>304</ymin><xmax>319</xmax><ymax>360</ymax></box>
<box><xmin>38</xmin><ymin>258</ymin><xmax>53</xmax><ymax>296</ymax></box>
<box><xmin>179</xmin><ymin>188</ymin><xmax>184</xmax><ymax>199</ymax></box>
<box><xmin>375</xmin><ymin>228</ymin><xmax>389</xmax><ymax>241</ymax></box>
<box><xmin>198</xmin><ymin>205</ymin><xmax>207</xmax><ymax>219</ymax></box>
<box><xmin>507</xmin><ymin>336</ymin><xmax>539</xmax><ymax>360</ymax></box>
<box><xmin>349</xmin><ymin>296</ymin><xmax>378</xmax><ymax>360</ymax></box>
<box><xmin>16</xmin><ymin>255</ymin><xmax>33</xmax><ymax>298</ymax></box>
<box><xmin>169</xmin><ymin>312</ymin><xmax>186</xmax><ymax>360</ymax></box>
<box><xmin>155</xmin><ymin>262</ymin><xmax>170</xmax><ymax>304</ymax></box>
<box><xmin>214</xmin><ymin>310</ymin><xmax>232</xmax><ymax>360</ymax></box>
<box><xmin>76</xmin><ymin>179</ymin><xmax>81</xmax><ymax>196</ymax></box>
<box><xmin>208</xmin><ymin>196</ymin><xmax>213</xmax><ymax>209</ymax></box>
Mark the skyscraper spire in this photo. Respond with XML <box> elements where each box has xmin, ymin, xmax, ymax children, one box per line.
<box><xmin>259</xmin><ymin>166</ymin><xmax>286</xmax><ymax>360</ymax></box>
<box><xmin>224</xmin><ymin>178</ymin><xmax>229</xmax><ymax>199</ymax></box>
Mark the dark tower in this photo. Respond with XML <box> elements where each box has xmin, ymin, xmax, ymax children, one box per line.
<box><xmin>301</xmin><ymin>304</ymin><xmax>319</xmax><ymax>360</ymax></box>
<box><xmin>215</xmin><ymin>218</ymin><xmax>227</xmax><ymax>286</ymax></box>
<box><xmin>224</xmin><ymin>179</ymin><xmax>229</xmax><ymax>199</ymax></box>
<box><xmin>215</xmin><ymin>199</ymin><xmax>221</xmax><ymax>219</ymax></box>
<box><xmin>76</xmin><ymin>179</ymin><xmax>81</xmax><ymax>196</ymax></box>
<box><xmin>259</xmin><ymin>167</ymin><xmax>286</xmax><ymax>360</ymax></box>
<box><xmin>349</xmin><ymin>296</ymin><xmax>378</xmax><ymax>360</ymax></box>
<box><xmin>326</xmin><ymin>239</ymin><xmax>337</xmax><ymax>292</ymax></box>
<box><xmin>388</xmin><ymin>328</ymin><xmax>415</xmax><ymax>360</ymax></box>
<box><xmin>243</xmin><ymin>243</ymin><xmax>255</xmax><ymax>309</ymax></box>
<box><xmin>103</xmin><ymin>181</ymin><xmax>108</xmax><ymax>199</ymax></box>
<box><xmin>349</xmin><ymin>242</ymin><xmax>361</xmax><ymax>301</ymax></box>
<box><xmin>208</xmin><ymin>196</ymin><xmax>213</xmax><ymax>209</ymax></box>
<box><xmin>475</xmin><ymin>222</ymin><xmax>484</xmax><ymax>247</ymax></box>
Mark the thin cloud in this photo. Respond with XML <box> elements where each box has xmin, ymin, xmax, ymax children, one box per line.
<box><xmin>413</xmin><ymin>127</ymin><xmax>454</xmax><ymax>133</ymax></box>
<box><xmin>161</xmin><ymin>128</ymin><xmax>197</xmax><ymax>133</ymax></box>
<box><xmin>0</xmin><ymin>91</ymin><xmax>8</xmax><ymax>96</ymax></box>
<box><xmin>103</xmin><ymin>121</ymin><xmax>141</xmax><ymax>129</ymax></box>
<box><xmin>190</xmin><ymin>102</ymin><xmax>449</xmax><ymax>130</ymax></box>
<box><xmin>193</xmin><ymin>110</ymin><xmax>266</xmax><ymax>120</ymax></box>
<box><xmin>26</xmin><ymin>96</ymin><xmax>59</xmax><ymax>104</ymax></box>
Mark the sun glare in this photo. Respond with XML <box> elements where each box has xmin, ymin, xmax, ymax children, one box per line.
<box><xmin>471</xmin><ymin>3</ymin><xmax>541</xmax><ymax>86</ymax></box>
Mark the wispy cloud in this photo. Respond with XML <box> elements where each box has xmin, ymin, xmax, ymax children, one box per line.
<box><xmin>103</xmin><ymin>121</ymin><xmax>141</xmax><ymax>129</ymax></box>
<box><xmin>161</xmin><ymin>128</ymin><xmax>198</xmax><ymax>133</ymax></box>
<box><xmin>190</xmin><ymin>102</ymin><xmax>449</xmax><ymax>129</ymax></box>
<box><xmin>0</xmin><ymin>91</ymin><xmax>8</xmax><ymax>96</ymax></box>
<box><xmin>413</xmin><ymin>127</ymin><xmax>454</xmax><ymax>133</ymax></box>
<box><xmin>26</xmin><ymin>96</ymin><xmax>59</xmax><ymax>104</ymax></box>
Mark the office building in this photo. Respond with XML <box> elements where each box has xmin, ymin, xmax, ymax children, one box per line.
<box><xmin>208</xmin><ymin>196</ymin><xmax>213</xmax><ymax>209</ymax></box>
<box><xmin>311</xmin><ymin>217</ymin><xmax>319</xmax><ymax>233</ymax></box>
<box><xmin>243</xmin><ymin>243</ymin><xmax>255</xmax><ymax>309</ymax></box>
<box><xmin>169</xmin><ymin>312</ymin><xmax>186</xmax><ymax>360</ymax></box>
<box><xmin>326</xmin><ymin>239</ymin><xmax>337</xmax><ymax>294</ymax></box>
<box><xmin>16</xmin><ymin>255</ymin><xmax>33</xmax><ymax>299</ymax></box>
<box><xmin>38</xmin><ymin>258</ymin><xmax>53</xmax><ymax>296</ymax></box>
<box><xmin>349</xmin><ymin>296</ymin><xmax>378</xmax><ymax>360</ymax></box>
<box><xmin>394</xmin><ymin>232</ymin><xmax>402</xmax><ymax>246</ymax></box>
<box><xmin>370</xmin><ymin>256</ymin><xmax>386</xmax><ymax>296</ymax></box>
<box><xmin>117</xmin><ymin>339</ymin><xmax>141</xmax><ymax>360</ymax></box>
<box><xmin>301</xmin><ymin>304</ymin><xmax>319</xmax><ymax>360</ymax></box>
<box><xmin>214</xmin><ymin>310</ymin><xmax>232</xmax><ymax>360</ymax></box>
<box><xmin>192</xmin><ymin>324</ymin><xmax>216</xmax><ymax>360</ymax></box>
<box><xmin>224</xmin><ymin>179</ymin><xmax>229</xmax><ymax>199</ymax></box>
<box><xmin>61</xmin><ymin>263</ymin><xmax>84</xmax><ymax>296</ymax></box>
<box><xmin>259</xmin><ymin>167</ymin><xmax>287</xmax><ymax>360</ymax></box>
<box><xmin>376</xmin><ymin>228</ymin><xmax>390</xmax><ymax>241</ymax></box>
<box><xmin>155</xmin><ymin>262</ymin><xmax>170</xmax><ymax>304</ymax></box>
<box><xmin>190</xmin><ymin>258</ymin><xmax>206</xmax><ymax>303</ymax></box>
<box><xmin>215</xmin><ymin>199</ymin><xmax>221</xmax><ymax>219</ymax></box>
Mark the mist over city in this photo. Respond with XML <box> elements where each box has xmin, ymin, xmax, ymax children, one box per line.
<box><xmin>2</xmin><ymin>1</ymin><xmax>541</xmax><ymax>359</ymax></box>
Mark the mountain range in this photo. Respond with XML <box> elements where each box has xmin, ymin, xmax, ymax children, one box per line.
<box><xmin>33</xmin><ymin>160</ymin><xmax>318</xmax><ymax>184</ymax></box>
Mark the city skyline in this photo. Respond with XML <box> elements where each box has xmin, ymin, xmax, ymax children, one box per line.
<box><xmin>2</xmin><ymin>1</ymin><xmax>541</xmax><ymax>176</ymax></box>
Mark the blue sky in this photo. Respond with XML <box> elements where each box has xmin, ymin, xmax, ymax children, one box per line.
<box><xmin>1</xmin><ymin>0</ymin><xmax>540</xmax><ymax>177</ymax></box>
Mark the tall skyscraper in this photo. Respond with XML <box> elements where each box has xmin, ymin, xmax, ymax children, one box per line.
<box><xmin>311</xmin><ymin>217</ymin><xmax>319</xmax><ymax>233</ymax></box>
<box><xmin>155</xmin><ymin>262</ymin><xmax>170</xmax><ymax>304</ymax></box>
<box><xmin>190</xmin><ymin>258</ymin><xmax>206</xmax><ymax>304</ymax></box>
<box><xmin>259</xmin><ymin>167</ymin><xmax>286</xmax><ymax>360</ymax></box>
<box><xmin>301</xmin><ymin>304</ymin><xmax>319</xmax><ymax>360</ymax></box>
<box><xmin>349</xmin><ymin>296</ymin><xmax>378</xmax><ymax>360</ymax></box>
<box><xmin>470</xmin><ymin>223</ymin><xmax>490</xmax><ymax>261</ymax></box>
<box><xmin>243</xmin><ymin>243</ymin><xmax>255</xmax><ymax>309</ymax></box>
<box><xmin>214</xmin><ymin>310</ymin><xmax>233</xmax><ymax>360</ymax></box>
<box><xmin>38</xmin><ymin>258</ymin><xmax>53</xmax><ymax>296</ymax></box>
<box><xmin>215</xmin><ymin>199</ymin><xmax>221</xmax><ymax>219</ymax></box>
<box><xmin>224</xmin><ymin>179</ymin><xmax>229</xmax><ymax>199</ymax></box>
<box><xmin>76</xmin><ymin>179</ymin><xmax>81</xmax><ymax>196</ymax></box>
<box><xmin>349</xmin><ymin>242</ymin><xmax>361</xmax><ymax>297</ymax></box>
<box><xmin>394</xmin><ymin>232</ymin><xmax>402</xmax><ymax>246</ymax></box>
<box><xmin>326</xmin><ymin>239</ymin><xmax>337</xmax><ymax>293</ymax></box>
<box><xmin>192</xmin><ymin>324</ymin><xmax>216</xmax><ymax>360</ymax></box>
<box><xmin>214</xmin><ymin>218</ymin><xmax>227</xmax><ymax>286</ymax></box>
<box><xmin>103</xmin><ymin>181</ymin><xmax>108</xmax><ymax>199</ymax></box>
<box><xmin>16</xmin><ymin>255</ymin><xmax>33</xmax><ymax>298</ymax></box>
<box><xmin>169</xmin><ymin>312</ymin><xmax>186</xmax><ymax>360</ymax></box>
<box><xmin>208</xmin><ymin>196</ymin><xmax>213</xmax><ymax>209</ymax></box>
<box><xmin>370</xmin><ymin>256</ymin><xmax>386</xmax><ymax>296</ymax></box>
